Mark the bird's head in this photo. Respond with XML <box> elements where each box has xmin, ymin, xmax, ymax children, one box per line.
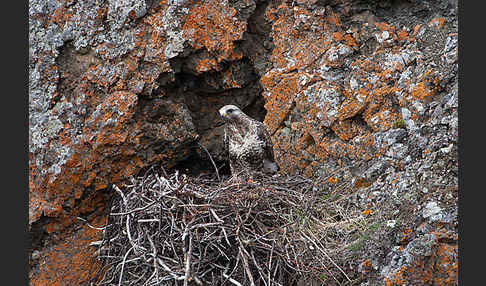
<box><xmin>218</xmin><ymin>105</ymin><xmax>244</xmax><ymax>122</ymax></box>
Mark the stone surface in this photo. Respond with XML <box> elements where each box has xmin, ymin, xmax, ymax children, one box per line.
<box><xmin>29</xmin><ymin>0</ymin><xmax>458</xmax><ymax>285</ymax></box>
<box><xmin>259</xmin><ymin>2</ymin><xmax>458</xmax><ymax>283</ymax></box>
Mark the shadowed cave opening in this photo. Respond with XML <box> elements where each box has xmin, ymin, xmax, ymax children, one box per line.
<box><xmin>30</xmin><ymin>0</ymin><xmax>273</xmax><ymax>274</ymax></box>
<box><xmin>150</xmin><ymin>0</ymin><xmax>273</xmax><ymax>177</ymax></box>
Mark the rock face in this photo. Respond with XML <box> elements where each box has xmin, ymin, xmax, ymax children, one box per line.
<box><xmin>260</xmin><ymin>1</ymin><xmax>458</xmax><ymax>285</ymax></box>
<box><xmin>29</xmin><ymin>0</ymin><xmax>458</xmax><ymax>285</ymax></box>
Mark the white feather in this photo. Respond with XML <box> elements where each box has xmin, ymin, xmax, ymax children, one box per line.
<box><xmin>229</xmin><ymin>130</ymin><xmax>264</xmax><ymax>158</ymax></box>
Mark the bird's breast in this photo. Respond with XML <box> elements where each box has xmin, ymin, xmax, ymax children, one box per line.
<box><xmin>228</xmin><ymin>132</ymin><xmax>264</xmax><ymax>159</ymax></box>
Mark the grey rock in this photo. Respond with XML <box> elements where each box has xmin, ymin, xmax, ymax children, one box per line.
<box><xmin>422</xmin><ymin>201</ymin><xmax>443</xmax><ymax>222</ymax></box>
<box><xmin>363</xmin><ymin>160</ymin><xmax>389</xmax><ymax>181</ymax></box>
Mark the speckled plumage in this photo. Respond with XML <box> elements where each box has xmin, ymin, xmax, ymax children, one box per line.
<box><xmin>219</xmin><ymin>105</ymin><xmax>279</xmax><ymax>176</ymax></box>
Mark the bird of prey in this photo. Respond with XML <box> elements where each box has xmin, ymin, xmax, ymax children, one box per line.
<box><xmin>218</xmin><ymin>104</ymin><xmax>279</xmax><ymax>177</ymax></box>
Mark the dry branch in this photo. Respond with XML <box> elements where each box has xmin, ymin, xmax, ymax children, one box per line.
<box><xmin>94</xmin><ymin>167</ymin><xmax>364</xmax><ymax>286</ymax></box>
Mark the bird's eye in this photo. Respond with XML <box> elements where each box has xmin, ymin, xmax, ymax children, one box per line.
<box><xmin>227</xmin><ymin>109</ymin><xmax>234</xmax><ymax>113</ymax></box>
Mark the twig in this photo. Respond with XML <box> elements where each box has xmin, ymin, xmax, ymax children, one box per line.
<box><xmin>222</xmin><ymin>273</ymin><xmax>244</xmax><ymax>286</ymax></box>
<box><xmin>301</xmin><ymin>231</ymin><xmax>352</xmax><ymax>283</ymax></box>
<box><xmin>112</xmin><ymin>185</ymin><xmax>127</xmax><ymax>205</ymax></box>
<box><xmin>110</xmin><ymin>200</ymin><xmax>158</xmax><ymax>216</ymax></box>
<box><xmin>118</xmin><ymin>246</ymin><xmax>134</xmax><ymax>286</ymax></box>
<box><xmin>146</xmin><ymin>233</ymin><xmax>160</xmax><ymax>285</ymax></box>
<box><xmin>96</xmin><ymin>168</ymin><xmax>364</xmax><ymax>286</ymax></box>
<box><xmin>77</xmin><ymin>217</ymin><xmax>107</xmax><ymax>230</ymax></box>
<box><xmin>198</xmin><ymin>142</ymin><xmax>221</xmax><ymax>182</ymax></box>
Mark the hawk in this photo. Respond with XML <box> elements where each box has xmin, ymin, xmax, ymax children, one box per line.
<box><xmin>218</xmin><ymin>105</ymin><xmax>279</xmax><ymax>176</ymax></box>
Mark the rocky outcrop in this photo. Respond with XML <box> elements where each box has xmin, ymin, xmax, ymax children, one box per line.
<box><xmin>29</xmin><ymin>0</ymin><xmax>458</xmax><ymax>285</ymax></box>
<box><xmin>260</xmin><ymin>1</ymin><xmax>458</xmax><ymax>285</ymax></box>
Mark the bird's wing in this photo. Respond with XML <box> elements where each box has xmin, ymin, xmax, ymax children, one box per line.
<box><xmin>223</xmin><ymin>126</ymin><xmax>228</xmax><ymax>151</ymax></box>
<box><xmin>256</xmin><ymin>121</ymin><xmax>276</xmax><ymax>162</ymax></box>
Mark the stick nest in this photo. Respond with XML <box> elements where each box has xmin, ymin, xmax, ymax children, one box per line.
<box><xmin>94</xmin><ymin>167</ymin><xmax>365</xmax><ymax>286</ymax></box>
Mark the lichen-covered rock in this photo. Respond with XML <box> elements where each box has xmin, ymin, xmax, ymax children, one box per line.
<box><xmin>259</xmin><ymin>0</ymin><xmax>458</xmax><ymax>285</ymax></box>
<box><xmin>29</xmin><ymin>0</ymin><xmax>267</xmax><ymax>283</ymax></box>
<box><xmin>29</xmin><ymin>0</ymin><xmax>458</xmax><ymax>285</ymax></box>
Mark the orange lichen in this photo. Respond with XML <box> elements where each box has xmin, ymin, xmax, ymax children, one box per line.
<box><xmin>327</xmin><ymin>12</ymin><xmax>341</xmax><ymax>26</ymax></box>
<box><xmin>384</xmin><ymin>266</ymin><xmax>407</xmax><ymax>286</ymax></box>
<box><xmin>262</xmin><ymin>72</ymin><xmax>302</xmax><ymax>133</ymax></box>
<box><xmin>397</xmin><ymin>29</ymin><xmax>409</xmax><ymax>42</ymax></box>
<box><xmin>344</xmin><ymin>34</ymin><xmax>359</xmax><ymax>48</ymax></box>
<box><xmin>195</xmin><ymin>58</ymin><xmax>219</xmax><ymax>74</ymax></box>
<box><xmin>331</xmin><ymin>119</ymin><xmax>368</xmax><ymax>141</ymax></box>
<box><xmin>30</xmin><ymin>217</ymin><xmax>106</xmax><ymax>286</ymax></box>
<box><xmin>409</xmin><ymin>24</ymin><xmax>423</xmax><ymax>41</ymax></box>
<box><xmin>361</xmin><ymin>209</ymin><xmax>371</xmax><ymax>216</ymax></box>
<box><xmin>363</xmin><ymin>108</ymin><xmax>401</xmax><ymax>132</ymax></box>
<box><xmin>328</xmin><ymin>176</ymin><xmax>339</xmax><ymax>184</ymax></box>
<box><xmin>266</xmin><ymin>3</ymin><xmax>332</xmax><ymax>71</ymax></box>
<box><xmin>376</xmin><ymin>22</ymin><xmax>395</xmax><ymax>33</ymax></box>
<box><xmin>354</xmin><ymin>177</ymin><xmax>372</xmax><ymax>189</ymax></box>
<box><xmin>429</xmin><ymin>17</ymin><xmax>445</xmax><ymax>29</ymax></box>
<box><xmin>183</xmin><ymin>0</ymin><xmax>247</xmax><ymax>62</ymax></box>
<box><xmin>409</xmin><ymin>72</ymin><xmax>441</xmax><ymax>102</ymax></box>
<box><xmin>30</xmin><ymin>84</ymin><xmax>163</xmax><ymax>231</ymax></box>
<box><xmin>332</xmin><ymin>31</ymin><xmax>343</xmax><ymax>42</ymax></box>
<box><xmin>140</xmin><ymin>7</ymin><xmax>176</xmax><ymax>69</ymax></box>
<box><xmin>51</xmin><ymin>7</ymin><xmax>71</xmax><ymax>28</ymax></box>
<box><xmin>361</xmin><ymin>259</ymin><xmax>372</xmax><ymax>274</ymax></box>
<box><xmin>383</xmin><ymin>231</ymin><xmax>457</xmax><ymax>286</ymax></box>
<box><xmin>433</xmin><ymin>244</ymin><xmax>458</xmax><ymax>285</ymax></box>
<box><xmin>263</xmin><ymin>12</ymin><xmax>412</xmax><ymax>172</ymax></box>
<box><xmin>337</xmin><ymin>96</ymin><xmax>366</xmax><ymax>121</ymax></box>
<box><xmin>95</xmin><ymin>7</ymin><xmax>108</xmax><ymax>20</ymax></box>
<box><xmin>222</xmin><ymin>66</ymin><xmax>242</xmax><ymax>88</ymax></box>
<box><xmin>58</xmin><ymin>126</ymin><xmax>72</xmax><ymax>146</ymax></box>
